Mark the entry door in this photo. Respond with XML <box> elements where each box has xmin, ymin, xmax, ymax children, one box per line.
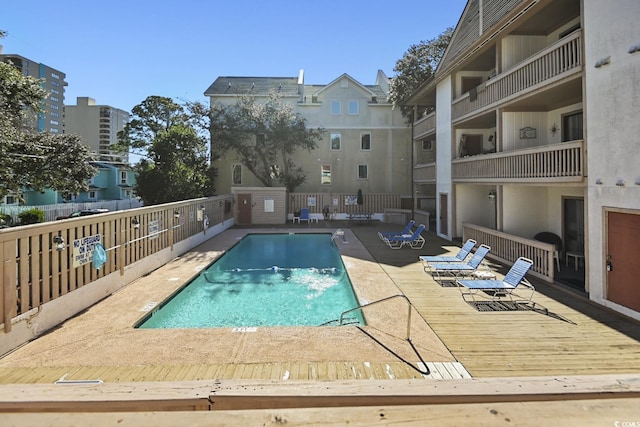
<box><xmin>607</xmin><ymin>212</ymin><xmax>640</xmax><ymax>311</ymax></box>
<box><xmin>439</xmin><ymin>193</ymin><xmax>448</xmax><ymax>236</ymax></box>
<box><xmin>238</xmin><ymin>194</ymin><xmax>252</xmax><ymax>225</ymax></box>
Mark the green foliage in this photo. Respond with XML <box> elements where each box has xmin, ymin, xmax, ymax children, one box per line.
<box><xmin>0</xmin><ymin>31</ymin><xmax>97</xmax><ymax>199</ymax></box>
<box><xmin>120</xmin><ymin>96</ymin><xmax>216</xmax><ymax>205</ymax></box>
<box><xmin>18</xmin><ymin>208</ymin><xmax>45</xmax><ymax>225</ymax></box>
<box><xmin>0</xmin><ymin>212</ymin><xmax>12</xmax><ymax>228</ymax></box>
<box><xmin>209</xmin><ymin>91</ymin><xmax>325</xmax><ymax>192</ymax></box>
<box><xmin>389</xmin><ymin>27</ymin><xmax>453</xmax><ymax>121</ymax></box>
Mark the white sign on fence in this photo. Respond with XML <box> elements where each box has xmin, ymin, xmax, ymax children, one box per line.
<box><xmin>72</xmin><ymin>234</ymin><xmax>102</xmax><ymax>268</ymax></box>
<box><xmin>149</xmin><ymin>219</ymin><xmax>159</xmax><ymax>240</ymax></box>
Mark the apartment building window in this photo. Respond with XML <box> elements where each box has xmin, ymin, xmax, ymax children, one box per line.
<box><xmin>361</xmin><ymin>133</ymin><xmax>371</xmax><ymax>150</ymax></box>
<box><xmin>120</xmin><ymin>171</ymin><xmax>127</xmax><ymax>184</ymax></box>
<box><xmin>348</xmin><ymin>100</ymin><xmax>359</xmax><ymax>115</ymax></box>
<box><xmin>358</xmin><ymin>164</ymin><xmax>368</xmax><ymax>180</ymax></box>
<box><xmin>562</xmin><ymin>111</ymin><xmax>583</xmax><ymax>142</ymax></box>
<box><xmin>330</xmin><ymin>100</ymin><xmax>341</xmax><ymax>115</ymax></box>
<box><xmin>321</xmin><ymin>164</ymin><xmax>331</xmax><ymax>185</ymax></box>
<box><xmin>330</xmin><ymin>133</ymin><xmax>341</xmax><ymax>150</ymax></box>
<box><xmin>5</xmin><ymin>195</ymin><xmax>16</xmax><ymax>204</ymax></box>
<box><xmin>51</xmin><ymin>72</ymin><xmax>60</xmax><ymax>79</ymax></box>
<box><xmin>232</xmin><ymin>164</ymin><xmax>242</xmax><ymax>185</ymax></box>
<box><xmin>51</xmin><ymin>89</ymin><xmax>59</xmax><ymax>95</ymax></box>
<box><xmin>89</xmin><ymin>191</ymin><xmax>96</xmax><ymax>200</ymax></box>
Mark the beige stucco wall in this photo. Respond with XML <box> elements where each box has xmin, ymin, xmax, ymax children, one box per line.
<box><xmin>584</xmin><ymin>0</ymin><xmax>640</xmax><ymax>320</ymax></box>
<box><xmin>231</xmin><ymin>187</ymin><xmax>288</xmax><ymax>225</ymax></box>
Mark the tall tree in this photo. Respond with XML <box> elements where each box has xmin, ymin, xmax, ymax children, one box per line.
<box><xmin>389</xmin><ymin>27</ymin><xmax>453</xmax><ymax>121</ymax></box>
<box><xmin>0</xmin><ymin>31</ymin><xmax>96</xmax><ymax>200</ymax></box>
<box><xmin>116</xmin><ymin>96</ymin><xmax>216</xmax><ymax>205</ymax></box>
<box><xmin>209</xmin><ymin>91</ymin><xmax>325</xmax><ymax>192</ymax></box>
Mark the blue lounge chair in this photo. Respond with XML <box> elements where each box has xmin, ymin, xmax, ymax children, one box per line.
<box><xmin>419</xmin><ymin>238</ymin><xmax>477</xmax><ymax>265</ymax></box>
<box><xmin>424</xmin><ymin>244</ymin><xmax>491</xmax><ymax>282</ymax></box>
<box><xmin>383</xmin><ymin>223</ymin><xmax>426</xmax><ymax>249</ymax></box>
<box><xmin>378</xmin><ymin>220</ymin><xmax>415</xmax><ymax>241</ymax></box>
<box><xmin>456</xmin><ymin>257</ymin><xmax>535</xmax><ymax>303</ymax></box>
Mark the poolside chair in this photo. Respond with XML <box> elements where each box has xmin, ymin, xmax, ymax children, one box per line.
<box><xmin>382</xmin><ymin>223</ymin><xmax>426</xmax><ymax>249</ymax></box>
<box><xmin>299</xmin><ymin>208</ymin><xmax>310</xmax><ymax>224</ymax></box>
<box><xmin>456</xmin><ymin>257</ymin><xmax>535</xmax><ymax>304</ymax></box>
<box><xmin>419</xmin><ymin>238</ymin><xmax>477</xmax><ymax>264</ymax></box>
<box><xmin>424</xmin><ymin>244</ymin><xmax>491</xmax><ymax>283</ymax></box>
<box><xmin>378</xmin><ymin>220</ymin><xmax>415</xmax><ymax>240</ymax></box>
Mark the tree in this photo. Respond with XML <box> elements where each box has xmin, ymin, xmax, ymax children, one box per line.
<box><xmin>209</xmin><ymin>91</ymin><xmax>325</xmax><ymax>192</ymax></box>
<box><xmin>116</xmin><ymin>96</ymin><xmax>216</xmax><ymax>205</ymax></box>
<box><xmin>389</xmin><ymin>27</ymin><xmax>454</xmax><ymax>122</ymax></box>
<box><xmin>0</xmin><ymin>31</ymin><xmax>96</xmax><ymax>200</ymax></box>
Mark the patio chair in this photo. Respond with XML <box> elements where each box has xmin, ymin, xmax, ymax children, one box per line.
<box><xmin>382</xmin><ymin>223</ymin><xmax>426</xmax><ymax>249</ymax></box>
<box><xmin>378</xmin><ymin>220</ymin><xmax>416</xmax><ymax>240</ymax></box>
<box><xmin>456</xmin><ymin>256</ymin><xmax>535</xmax><ymax>303</ymax></box>
<box><xmin>299</xmin><ymin>207</ymin><xmax>310</xmax><ymax>224</ymax></box>
<box><xmin>419</xmin><ymin>238</ymin><xmax>477</xmax><ymax>264</ymax></box>
<box><xmin>424</xmin><ymin>244</ymin><xmax>491</xmax><ymax>283</ymax></box>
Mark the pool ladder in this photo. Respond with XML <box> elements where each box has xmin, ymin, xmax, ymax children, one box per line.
<box><xmin>331</xmin><ymin>229</ymin><xmax>346</xmax><ymax>243</ymax></box>
<box><xmin>338</xmin><ymin>294</ymin><xmax>430</xmax><ymax>376</ymax></box>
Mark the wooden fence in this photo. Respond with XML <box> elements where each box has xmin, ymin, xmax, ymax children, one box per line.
<box><xmin>1</xmin><ymin>196</ymin><xmax>234</xmax><ymax>335</ymax></box>
<box><xmin>288</xmin><ymin>193</ymin><xmax>401</xmax><ymax>217</ymax></box>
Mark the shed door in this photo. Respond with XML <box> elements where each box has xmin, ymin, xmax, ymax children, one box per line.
<box><xmin>607</xmin><ymin>212</ymin><xmax>640</xmax><ymax>311</ymax></box>
<box><xmin>238</xmin><ymin>194</ymin><xmax>252</xmax><ymax>225</ymax></box>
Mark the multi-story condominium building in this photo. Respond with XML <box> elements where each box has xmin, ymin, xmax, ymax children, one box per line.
<box><xmin>404</xmin><ymin>0</ymin><xmax>640</xmax><ymax>321</ymax></box>
<box><xmin>204</xmin><ymin>70</ymin><xmax>412</xmax><ymax>198</ymax></box>
<box><xmin>0</xmin><ymin>50</ymin><xmax>66</xmax><ymax>134</ymax></box>
<box><xmin>64</xmin><ymin>97</ymin><xmax>130</xmax><ymax>164</ymax></box>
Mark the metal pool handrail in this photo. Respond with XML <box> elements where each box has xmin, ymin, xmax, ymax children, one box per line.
<box><xmin>339</xmin><ymin>294</ymin><xmax>412</xmax><ymax>340</ymax></box>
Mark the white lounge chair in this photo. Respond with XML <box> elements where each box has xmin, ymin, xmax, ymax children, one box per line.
<box><xmin>424</xmin><ymin>244</ymin><xmax>491</xmax><ymax>283</ymax></box>
<box><xmin>383</xmin><ymin>224</ymin><xmax>426</xmax><ymax>249</ymax></box>
<box><xmin>419</xmin><ymin>238</ymin><xmax>477</xmax><ymax>265</ymax></box>
<box><xmin>456</xmin><ymin>257</ymin><xmax>535</xmax><ymax>303</ymax></box>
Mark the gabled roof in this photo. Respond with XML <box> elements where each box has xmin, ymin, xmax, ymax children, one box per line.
<box><xmin>313</xmin><ymin>73</ymin><xmax>377</xmax><ymax>97</ymax></box>
<box><xmin>204</xmin><ymin>76</ymin><xmax>300</xmax><ymax>97</ymax></box>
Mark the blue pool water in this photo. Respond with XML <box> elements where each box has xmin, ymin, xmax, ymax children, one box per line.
<box><xmin>136</xmin><ymin>233</ymin><xmax>365</xmax><ymax>328</ymax></box>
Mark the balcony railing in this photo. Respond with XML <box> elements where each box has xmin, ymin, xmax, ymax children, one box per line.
<box><xmin>452</xmin><ymin>30</ymin><xmax>583</xmax><ymax>121</ymax></box>
<box><xmin>463</xmin><ymin>223</ymin><xmax>556</xmax><ymax>283</ymax></box>
<box><xmin>413</xmin><ymin>111</ymin><xmax>436</xmax><ymax>139</ymax></box>
<box><xmin>452</xmin><ymin>140</ymin><xmax>584</xmax><ymax>183</ymax></box>
<box><xmin>413</xmin><ymin>163</ymin><xmax>436</xmax><ymax>182</ymax></box>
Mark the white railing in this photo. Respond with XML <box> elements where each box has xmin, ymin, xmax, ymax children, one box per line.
<box><xmin>0</xmin><ymin>199</ymin><xmax>143</xmax><ymax>224</ymax></box>
<box><xmin>452</xmin><ymin>140</ymin><xmax>584</xmax><ymax>182</ymax></box>
<box><xmin>452</xmin><ymin>30</ymin><xmax>583</xmax><ymax>121</ymax></box>
<box><xmin>413</xmin><ymin>112</ymin><xmax>436</xmax><ymax>139</ymax></box>
<box><xmin>413</xmin><ymin>163</ymin><xmax>437</xmax><ymax>182</ymax></box>
<box><xmin>463</xmin><ymin>223</ymin><xmax>555</xmax><ymax>283</ymax></box>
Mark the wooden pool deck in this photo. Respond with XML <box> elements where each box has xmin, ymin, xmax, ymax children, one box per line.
<box><xmin>1</xmin><ymin>222</ymin><xmax>640</xmax><ymax>422</ymax></box>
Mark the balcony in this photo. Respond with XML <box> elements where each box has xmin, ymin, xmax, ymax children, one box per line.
<box><xmin>452</xmin><ymin>30</ymin><xmax>583</xmax><ymax>122</ymax></box>
<box><xmin>413</xmin><ymin>163</ymin><xmax>436</xmax><ymax>183</ymax></box>
<box><xmin>452</xmin><ymin>140</ymin><xmax>584</xmax><ymax>183</ymax></box>
<box><xmin>413</xmin><ymin>111</ymin><xmax>436</xmax><ymax>140</ymax></box>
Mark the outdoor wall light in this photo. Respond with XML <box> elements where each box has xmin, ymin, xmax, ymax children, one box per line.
<box><xmin>595</xmin><ymin>178</ymin><xmax>603</xmax><ymax>185</ymax></box>
<box><xmin>131</xmin><ymin>217</ymin><xmax>140</xmax><ymax>229</ymax></box>
<box><xmin>635</xmin><ymin>177</ymin><xmax>640</xmax><ymax>186</ymax></box>
<box><xmin>616</xmin><ymin>179</ymin><xmax>625</xmax><ymax>187</ymax></box>
<box><xmin>549</xmin><ymin>123</ymin><xmax>559</xmax><ymax>135</ymax></box>
<box><xmin>488</xmin><ymin>189</ymin><xmax>497</xmax><ymax>201</ymax></box>
<box><xmin>52</xmin><ymin>234</ymin><xmax>66</xmax><ymax>252</ymax></box>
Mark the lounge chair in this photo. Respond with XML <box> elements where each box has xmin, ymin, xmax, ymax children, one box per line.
<box><xmin>424</xmin><ymin>244</ymin><xmax>491</xmax><ymax>282</ymax></box>
<box><xmin>456</xmin><ymin>257</ymin><xmax>535</xmax><ymax>303</ymax></box>
<box><xmin>419</xmin><ymin>238</ymin><xmax>477</xmax><ymax>264</ymax></box>
<box><xmin>378</xmin><ymin>220</ymin><xmax>415</xmax><ymax>241</ymax></box>
<box><xmin>382</xmin><ymin>223</ymin><xmax>426</xmax><ymax>249</ymax></box>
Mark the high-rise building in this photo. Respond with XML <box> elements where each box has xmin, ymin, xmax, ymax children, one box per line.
<box><xmin>64</xmin><ymin>97</ymin><xmax>130</xmax><ymax>164</ymax></box>
<box><xmin>0</xmin><ymin>51</ymin><xmax>66</xmax><ymax>134</ymax></box>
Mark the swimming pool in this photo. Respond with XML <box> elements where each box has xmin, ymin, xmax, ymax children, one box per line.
<box><xmin>136</xmin><ymin>233</ymin><xmax>365</xmax><ymax>328</ymax></box>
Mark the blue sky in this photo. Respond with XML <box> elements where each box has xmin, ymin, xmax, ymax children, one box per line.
<box><xmin>2</xmin><ymin>0</ymin><xmax>467</xmax><ymax>112</ymax></box>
